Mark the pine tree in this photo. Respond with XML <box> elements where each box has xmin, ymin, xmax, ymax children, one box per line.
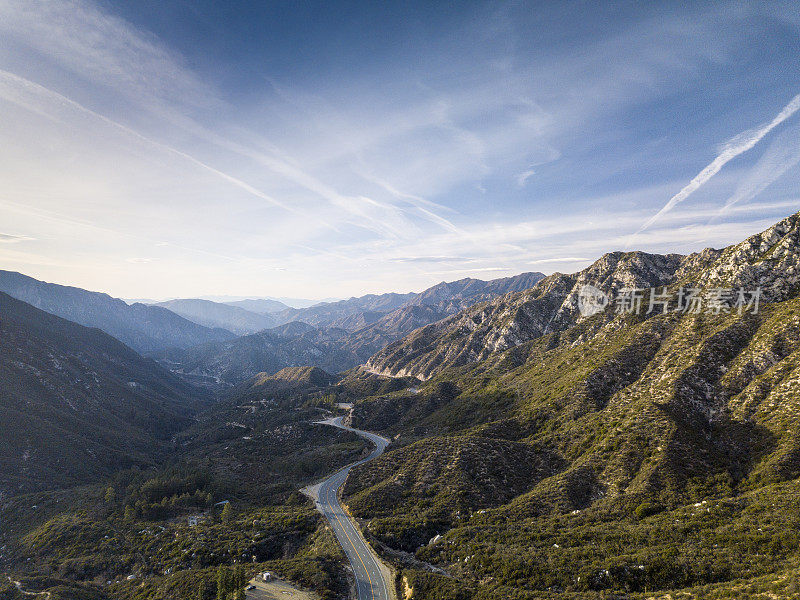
<box><xmin>234</xmin><ymin>564</ymin><xmax>246</xmax><ymax>600</ymax></box>
<box><xmin>104</xmin><ymin>486</ymin><xmax>115</xmax><ymax>503</ymax></box>
<box><xmin>216</xmin><ymin>565</ymin><xmax>227</xmax><ymax>600</ymax></box>
<box><xmin>221</xmin><ymin>502</ymin><xmax>232</xmax><ymax>525</ymax></box>
<box><xmin>197</xmin><ymin>580</ymin><xmax>207</xmax><ymax>600</ymax></box>
<box><xmin>234</xmin><ymin>565</ymin><xmax>245</xmax><ymax>590</ymax></box>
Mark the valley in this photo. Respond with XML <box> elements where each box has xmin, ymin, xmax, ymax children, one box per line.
<box><xmin>4</xmin><ymin>4</ymin><xmax>799</xmax><ymax>599</ymax></box>
<box><xmin>1</xmin><ymin>212</ymin><xmax>800</xmax><ymax>600</ymax></box>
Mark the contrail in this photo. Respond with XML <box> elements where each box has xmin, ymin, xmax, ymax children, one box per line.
<box><xmin>718</xmin><ymin>123</ymin><xmax>800</xmax><ymax>215</ymax></box>
<box><xmin>0</xmin><ymin>69</ymin><xmax>293</xmax><ymax>212</ymax></box>
<box><xmin>631</xmin><ymin>92</ymin><xmax>800</xmax><ymax>240</ymax></box>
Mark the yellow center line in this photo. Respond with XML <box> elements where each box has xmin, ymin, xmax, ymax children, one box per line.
<box><xmin>326</xmin><ymin>476</ymin><xmax>375</xmax><ymax>600</ymax></box>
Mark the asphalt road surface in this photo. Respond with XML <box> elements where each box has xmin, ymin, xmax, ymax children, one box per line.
<box><xmin>308</xmin><ymin>416</ymin><xmax>392</xmax><ymax>600</ymax></box>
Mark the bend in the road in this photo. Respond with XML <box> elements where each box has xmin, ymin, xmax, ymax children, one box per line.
<box><xmin>306</xmin><ymin>416</ymin><xmax>392</xmax><ymax>600</ymax></box>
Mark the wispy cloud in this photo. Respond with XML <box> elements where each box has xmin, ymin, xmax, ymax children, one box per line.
<box><xmin>389</xmin><ymin>256</ymin><xmax>476</xmax><ymax>264</ymax></box>
<box><xmin>528</xmin><ymin>257</ymin><xmax>591</xmax><ymax>264</ymax></box>
<box><xmin>0</xmin><ymin>1</ymin><xmax>461</xmax><ymax>240</ymax></box>
<box><xmin>0</xmin><ymin>233</ymin><xmax>35</xmax><ymax>243</ymax></box>
<box><xmin>0</xmin><ymin>0</ymin><xmax>215</xmax><ymax>111</ymax></box>
<box><xmin>1</xmin><ymin>1</ymin><xmax>798</xmax><ymax>298</ymax></box>
<box><xmin>633</xmin><ymin>92</ymin><xmax>800</xmax><ymax>238</ymax></box>
<box><xmin>0</xmin><ymin>70</ymin><xmax>292</xmax><ymax>212</ymax></box>
<box><xmin>516</xmin><ymin>169</ymin><xmax>536</xmax><ymax>187</ymax></box>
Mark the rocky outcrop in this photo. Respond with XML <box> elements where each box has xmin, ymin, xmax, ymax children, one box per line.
<box><xmin>366</xmin><ymin>252</ymin><xmax>684</xmax><ymax>380</ymax></box>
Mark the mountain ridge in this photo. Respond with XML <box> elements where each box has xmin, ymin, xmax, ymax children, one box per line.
<box><xmin>155</xmin><ymin>298</ymin><xmax>277</xmax><ymax>335</ymax></box>
<box><xmin>161</xmin><ymin>271</ymin><xmax>546</xmax><ymax>384</ymax></box>
<box><xmin>366</xmin><ymin>212</ymin><xmax>800</xmax><ymax>380</ymax></box>
<box><xmin>0</xmin><ymin>271</ymin><xmax>235</xmax><ymax>355</ymax></box>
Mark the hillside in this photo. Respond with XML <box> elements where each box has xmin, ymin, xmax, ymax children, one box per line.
<box><xmin>334</xmin><ymin>210</ymin><xmax>800</xmax><ymax>599</ymax></box>
<box><xmin>244</xmin><ymin>366</ymin><xmax>337</xmax><ymax>394</ymax></box>
<box><xmin>0</xmin><ymin>271</ymin><xmax>235</xmax><ymax>354</ymax></box>
<box><xmin>0</xmin><ymin>293</ymin><xmax>207</xmax><ymax>497</ymax></box>
<box><xmin>155</xmin><ymin>298</ymin><xmax>276</xmax><ymax>335</ymax></box>
<box><xmin>0</xmin><ymin>352</ymin><xmax>366</xmax><ymax>600</ymax></box>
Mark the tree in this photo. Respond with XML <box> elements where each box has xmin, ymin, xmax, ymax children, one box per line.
<box><xmin>233</xmin><ymin>564</ymin><xmax>246</xmax><ymax>600</ymax></box>
<box><xmin>234</xmin><ymin>565</ymin><xmax>245</xmax><ymax>590</ymax></box>
<box><xmin>197</xmin><ymin>580</ymin><xmax>208</xmax><ymax>600</ymax></box>
<box><xmin>104</xmin><ymin>486</ymin><xmax>115</xmax><ymax>503</ymax></box>
<box><xmin>221</xmin><ymin>502</ymin><xmax>233</xmax><ymax>525</ymax></box>
<box><xmin>124</xmin><ymin>505</ymin><xmax>135</xmax><ymax>523</ymax></box>
<box><xmin>216</xmin><ymin>565</ymin><xmax>232</xmax><ymax>600</ymax></box>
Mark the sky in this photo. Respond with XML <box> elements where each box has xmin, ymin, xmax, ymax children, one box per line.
<box><xmin>1</xmin><ymin>0</ymin><xmax>799</xmax><ymax>300</ymax></box>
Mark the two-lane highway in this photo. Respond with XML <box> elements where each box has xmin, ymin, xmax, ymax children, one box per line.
<box><xmin>305</xmin><ymin>417</ymin><xmax>392</xmax><ymax>600</ymax></box>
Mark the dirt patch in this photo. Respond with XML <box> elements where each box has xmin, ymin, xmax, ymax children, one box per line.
<box><xmin>245</xmin><ymin>578</ymin><xmax>319</xmax><ymax>600</ymax></box>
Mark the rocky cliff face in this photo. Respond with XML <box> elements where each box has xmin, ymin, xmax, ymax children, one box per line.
<box><xmin>367</xmin><ymin>212</ymin><xmax>800</xmax><ymax>380</ymax></box>
<box><xmin>680</xmin><ymin>211</ymin><xmax>800</xmax><ymax>298</ymax></box>
<box><xmin>366</xmin><ymin>252</ymin><xmax>684</xmax><ymax>380</ymax></box>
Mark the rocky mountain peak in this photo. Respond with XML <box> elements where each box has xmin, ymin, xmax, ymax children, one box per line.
<box><xmin>366</xmin><ymin>211</ymin><xmax>800</xmax><ymax>381</ymax></box>
<box><xmin>691</xmin><ymin>211</ymin><xmax>800</xmax><ymax>300</ymax></box>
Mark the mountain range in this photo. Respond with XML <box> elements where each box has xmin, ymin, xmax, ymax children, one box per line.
<box><xmin>0</xmin><ymin>271</ymin><xmax>234</xmax><ymax>354</ymax></box>
<box><xmin>333</xmin><ymin>210</ymin><xmax>800</xmax><ymax>598</ymax></box>
<box><xmin>159</xmin><ymin>272</ymin><xmax>546</xmax><ymax>385</ymax></box>
<box><xmin>2</xmin><ymin>210</ymin><xmax>800</xmax><ymax>600</ymax></box>
<box><xmin>154</xmin><ymin>298</ymin><xmax>279</xmax><ymax>335</ymax></box>
<box><xmin>222</xmin><ymin>297</ymin><xmax>293</xmax><ymax>313</ymax></box>
<box><xmin>367</xmin><ymin>212</ymin><xmax>800</xmax><ymax>380</ymax></box>
<box><xmin>0</xmin><ymin>269</ymin><xmax>546</xmax><ymax>386</ymax></box>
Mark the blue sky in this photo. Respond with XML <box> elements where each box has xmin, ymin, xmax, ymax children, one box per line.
<box><xmin>0</xmin><ymin>0</ymin><xmax>799</xmax><ymax>299</ymax></box>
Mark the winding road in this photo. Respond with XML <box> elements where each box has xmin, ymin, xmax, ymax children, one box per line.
<box><xmin>304</xmin><ymin>416</ymin><xmax>392</xmax><ymax>600</ymax></box>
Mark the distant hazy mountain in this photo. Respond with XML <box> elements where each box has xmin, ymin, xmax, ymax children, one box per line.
<box><xmin>162</xmin><ymin>321</ymin><xmax>358</xmax><ymax>385</ymax></box>
<box><xmin>223</xmin><ymin>298</ymin><xmax>292</xmax><ymax>314</ymax></box>
<box><xmin>270</xmin><ymin>292</ymin><xmax>417</xmax><ymax>329</ymax></box>
<box><xmin>155</xmin><ymin>298</ymin><xmax>276</xmax><ymax>335</ymax></box>
<box><xmin>0</xmin><ymin>271</ymin><xmax>235</xmax><ymax>354</ymax></box>
<box><xmin>265</xmin><ymin>272</ymin><xmax>546</xmax><ymax>332</ymax></box>
<box><xmin>208</xmin><ymin>295</ymin><xmax>338</xmax><ymax>309</ymax></box>
<box><xmin>0</xmin><ymin>292</ymin><xmax>207</xmax><ymax>496</ymax></box>
<box><xmin>163</xmin><ymin>271</ymin><xmax>546</xmax><ymax>384</ymax></box>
